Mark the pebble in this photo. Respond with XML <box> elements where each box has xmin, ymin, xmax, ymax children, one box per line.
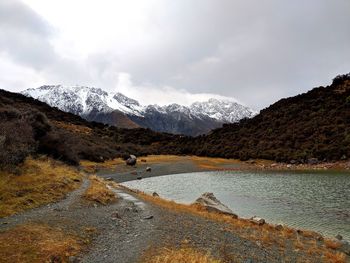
<box><xmin>335</xmin><ymin>234</ymin><xmax>343</xmax><ymax>241</ymax></box>
<box><xmin>275</xmin><ymin>224</ymin><xmax>283</xmax><ymax>231</ymax></box>
<box><xmin>143</xmin><ymin>215</ymin><xmax>154</xmax><ymax>220</ymax></box>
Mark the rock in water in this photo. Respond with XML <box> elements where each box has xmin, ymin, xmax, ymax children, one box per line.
<box><xmin>146</xmin><ymin>167</ymin><xmax>151</xmax><ymax>172</ymax></box>
<box><xmin>194</xmin><ymin>192</ymin><xmax>237</xmax><ymax>217</ymax></box>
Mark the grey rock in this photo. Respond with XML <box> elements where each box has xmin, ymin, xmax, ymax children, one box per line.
<box><xmin>275</xmin><ymin>224</ymin><xmax>284</xmax><ymax>231</ymax></box>
<box><xmin>308</xmin><ymin>158</ymin><xmax>319</xmax><ymax>165</ymax></box>
<box><xmin>126</xmin><ymin>155</ymin><xmax>137</xmax><ymax>166</ymax></box>
<box><xmin>250</xmin><ymin>216</ymin><xmax>265</xmax><ymax>225</ymax></box>
<box><xmin>143</xmin><ymin>215</ymin><xmax>153</xmax><ymax>220</ymax></box>
<box><xmin>336</xmin><ymin>234</ymin><xmax>343</xmax><ymax>241</ymax></box>
<box><xmin>194</xmin><ymin>192</ymin><xmax>237</xmax><ymax>217</ymax></box>
<box><xmin>68</xmin><ymin>256</ymin><xmax>79</xmax><ymax>263</ymax></box>
<box><xmin>146</xmin><ymin>167</ymin><xmax>152</xmax><ymax>172</ymax></box>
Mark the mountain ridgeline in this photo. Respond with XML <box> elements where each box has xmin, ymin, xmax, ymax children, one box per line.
<box><xmin>1</xmin><ymin>73</ymin><xmax>349</xmax><ymax>170</ymax></box>
<box><xmin>21</xmin><ymin>86</ymin><xmax>256</xmax><ymax>136</ymax></box>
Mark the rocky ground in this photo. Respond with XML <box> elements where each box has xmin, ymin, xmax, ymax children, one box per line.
<box><xmin>1</xmin><ymin>172</ymin><xmax>349</xmax><ymax>263</ymax></box>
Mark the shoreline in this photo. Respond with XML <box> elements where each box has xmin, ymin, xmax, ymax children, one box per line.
<box><xmin>80</xmin><ymin>155</ymin><xmax>350</xmax><ymax>183</ymax></box>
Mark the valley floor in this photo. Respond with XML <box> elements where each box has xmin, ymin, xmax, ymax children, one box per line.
<box><xmin>0</xmin><ymin>156</ymin><xmax>349</xmax><ymax>263</ymax></box>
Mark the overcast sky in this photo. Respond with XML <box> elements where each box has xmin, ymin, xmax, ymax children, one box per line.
<box><xmin>1</xmin><ymin>0</ymin><xmax>350</xmax><ymax>109</ymax></box>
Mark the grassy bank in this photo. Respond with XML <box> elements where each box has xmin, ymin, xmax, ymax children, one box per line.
<box><xmin>0</xmin><ymin>157</ymin><xmax>83</xmax><ymax>218</ymax></box>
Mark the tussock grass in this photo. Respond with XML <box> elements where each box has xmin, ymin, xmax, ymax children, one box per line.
<box><xmin>142</xmin><ymin>246</ymin><xmax>222</xmax><ymax>263</ymax></box>
<box><xmin>83</xmin><ymin>175</ymin><xmax>116</xmax><ymax>205</ymax></box>
<box><xmin>0</xmin><ymin>223</ymin><xmax>82</xmax><ymax>263</ymax></box>
<box><xmin>0</xmin><ymin>157</ymin><xmax>82</xmax><ymax>218</ymax></box>
<box><xmin>190</xmin><ymin>156</ymin><xmax>243</xmax><ymax>170</ymax></box>
<box><xmin>323</xmin><ymin>251</ymin><xmax>347</xmax><ymax>263</ymax></box>
<box><xmin>80</xmin><ymin>158</ymin><xmax>124</xmax><ymax>173</ymax></box>
<box><xmin>324</xmin><ymin>239</ymin><xmax>342</xmax><ymax>250</ymax></box>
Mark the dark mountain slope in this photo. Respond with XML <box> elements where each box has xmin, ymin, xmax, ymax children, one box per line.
<box><xmin>166</xmin><ymin>74</ymin><xmax>350</xmax><ymax>162</ymax></box>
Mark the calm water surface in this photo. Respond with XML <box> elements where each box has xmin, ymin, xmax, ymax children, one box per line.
<box><xmin>122</xmin><ymin>171</ymin><xmax>350</xmax><ymax>240</ymax></box>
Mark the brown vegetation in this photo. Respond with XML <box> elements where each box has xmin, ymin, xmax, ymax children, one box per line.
<box><xmin>80</xmin><ymin>158</ymin><xmax>125</xmax><ymax>173</ymax></box>
<box><xmin>324</xmin><ymin>239</ymin><xmax>342</xmax><ymax>250</ymax></box>
<box><xmin>0</xmin><ymin>223</ymin><xmax>82</xmax><ymax>263</ymax></box>
<box><xmin>52</xmin><ymin>121</ymin><xmax>92</xmax><ymax>135</ymax></box>
<box><xmin>323</xmin><ymin>251</ymin><xmax>347</xmax><ymax>263</ymax></box>
<box><xmin>83</xmin><ymin>175</ymin><xmax>116</xmax><ymax>205</ymax></box>
<box><xmin>0</xmin><ymin>157</ymin><xmax>82</xmax><ymax>218</ymax></box>
<box><xmin>142</xmin><ymin>246</ymin><xmax>221</xmax><ymax>263</ymax></box>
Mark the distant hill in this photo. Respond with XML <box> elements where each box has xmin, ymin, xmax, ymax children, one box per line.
<box><xmin>169</xmin><ymin>73</ymin><xmax>350</xmax><ymax>162</ymax></box>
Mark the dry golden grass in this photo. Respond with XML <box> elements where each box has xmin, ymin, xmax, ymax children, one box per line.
<box><xmin>190</xmin><ymin>156</ymin><xmax>242</xmax><ymax>170</ymax></box>
<box><xmin>80</xmin><ymin>158</ymin><xmax>124</xmax><ymax>173</ymax></box>
<box><xmin>142</xmin><ymin>246</ymin><xmax>222</xmax><ymax>263</ymax></box>
<box><xmin>323</xmin><ymin>251</ymin><xmax>347</xmax><ymax>263</ymax></box>
<box><xmin>0</xmin><ymin>223</ymin><xmax>82</xmax><ymax>263</ymax></box>
<box><xmin>324</xmin><ymin>239</ymin><xmax>342</xmax><ymax>250</ymax></box>
<box><xmin>141</xmin><ymin>155</ymin><xmax>187</xmax><ymax>163</ymax></box>
<box><xmin>83</xmin><ymin>175</ymin><xmax>116</xmax><ymax>205</ymax></box>
<box><xmin>53</xmin><ymin>121</ymin><xmax>92</xmax><ymax>135</ymax></box>
<box><xmin>0</xmin><ymin>157</ymin><xmax>82</xmax><ymax>218</ymax></box>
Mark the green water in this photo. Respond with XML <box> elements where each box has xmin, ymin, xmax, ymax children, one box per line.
<box><xmin>123</xmin><ymin>170</ymin><xmax>350</xmax><ymax>240</ymax></box>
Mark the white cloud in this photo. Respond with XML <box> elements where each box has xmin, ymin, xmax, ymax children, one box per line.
<box><xmin>0</xmin><ymin>53</ymin><xmax>45</xmax><ymax>91</ymax></box>
<box><xmin>114</xmin><ymin>72</ymin><xmax>240</xmax><ymax>106</ymax></box>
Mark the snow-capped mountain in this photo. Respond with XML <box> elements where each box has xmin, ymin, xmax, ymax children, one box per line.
<box><xmin>22</xmin><ymin>85</ymin><xmax>144</xmax><ymax>117</ymax></box>
<box><xmin>22</xmin><ymin>85</ymin><xmax>257</xmax><ymax>136</ymax></box>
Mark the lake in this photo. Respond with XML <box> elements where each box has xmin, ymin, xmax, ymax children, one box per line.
<box><xmin>122</xmin><ymin>170</ymin><xmax>350</xmax><ymax>240</ymax></box>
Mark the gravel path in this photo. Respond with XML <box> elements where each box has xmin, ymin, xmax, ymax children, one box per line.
<box><xmin>97</xmin><ymin>160</ymin><xmax>207</xmax><ymax>183</ymax></box>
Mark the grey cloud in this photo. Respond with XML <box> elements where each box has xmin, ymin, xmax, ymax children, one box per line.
<box><xmin>0</xmin><ymin>0</ymin><xmax>56</xmax><ymax>69</ymax></box>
